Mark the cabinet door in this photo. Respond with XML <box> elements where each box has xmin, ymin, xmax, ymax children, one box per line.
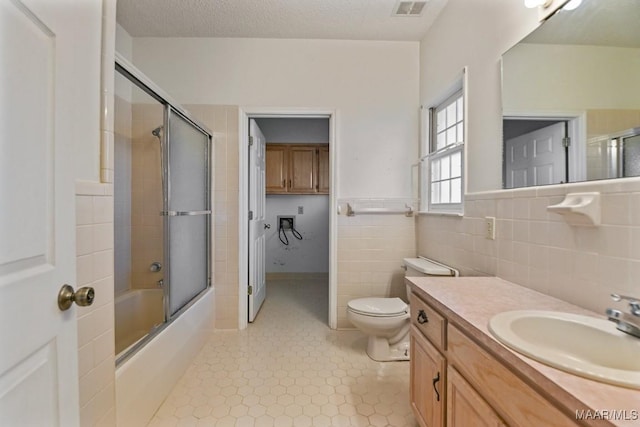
<box><xmin>411</xmin><ymin>326</ymin><xmax>445</xmax><ymax>427</ymax></box>
<box><xmin>317</xmin><ymin>145</ymin><xmax>330</xmax><ymax>194</ymax></box>
<box><xmin>266</xmin><ymin>145</ymin><xmax>288</xmax><ymax>193</ymax></box>
<box><xmin>289</xmin><ymin>146</ymin><xmax>317</xmax><ymax>193</ymax></box>
<box><xmin>447</xmin><ymin>367</ymin><xmax>505</xmax><ymax>427</ymax></box>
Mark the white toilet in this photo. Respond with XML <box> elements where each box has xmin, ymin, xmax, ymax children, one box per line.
<box><xmin>347</xmin><ymin>257</ymin><xmax>458</xmax><ymax>361</ymax></box>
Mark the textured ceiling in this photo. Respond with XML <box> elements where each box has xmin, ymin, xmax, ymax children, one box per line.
<box><xmin>116</xmin><ymin>0</ymin><xmax>448</xmax><ymax>41</ymax></box>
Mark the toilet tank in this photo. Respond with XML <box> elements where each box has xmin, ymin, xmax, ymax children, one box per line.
<box><xmin>403</xmin><ymin>257</ymin><xmax>458</xmax><ymax>277</ymax></box>
<box><xmin>402</xmin><ymin>257</ymin><xmax>458</xmax><ymax>304</ymax></box>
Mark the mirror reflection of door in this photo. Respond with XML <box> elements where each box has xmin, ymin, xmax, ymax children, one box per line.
<box><xmin>501</xmin><ymin>0</ymin><xmax>640</xmax><ymax>185</ymax></box>
<box><xmin>504</xmin><ymin>120</ymin><xmax>567</xmax><ymax>188</ymax></box>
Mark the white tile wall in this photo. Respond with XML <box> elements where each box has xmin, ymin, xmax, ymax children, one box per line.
<box><xmin>336</xmin><ymin>199</ymin><xmax>417</xmax><ymax>329</ymax></box>
<box><xmin>186</xmin><ymin>104</ymin><xmax>239</xmax><ymax>329</ymax></box>
<box><xmin>75</xmin><ymin>190</ymin><xmax>116</xmax><ymax>427</ymax></box>
<box><xmin>418</xmin><ymin>178</ymin><xmax>640</xmax><ymax>316</ymax></box>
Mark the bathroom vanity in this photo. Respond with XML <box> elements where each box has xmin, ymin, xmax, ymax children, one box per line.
<box><xmin>407</xmin><ymin>276</ymin><xmax>639</xmax><ymax>427</ymax></box>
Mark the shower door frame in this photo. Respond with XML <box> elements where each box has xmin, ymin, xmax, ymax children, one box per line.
<box><xmin>163</xmin><ymin>106</ymin><xmax>213</xmax><ymax>321</ymax></box>
<box><xmin>114</xmin><ymin>53</ymin><xmax>213</xmax><ymax>365</ymax></box>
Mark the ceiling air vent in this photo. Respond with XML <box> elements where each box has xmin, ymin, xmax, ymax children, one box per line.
<box><xmin>393</xmin><ymin>1</ymin><xmax>427</xmax><ymax>16</ymax></box>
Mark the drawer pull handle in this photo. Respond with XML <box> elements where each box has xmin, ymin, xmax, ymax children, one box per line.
<box><xmin>433</xmin><ymin>372</ymin><xmax>441</xmax><ymax>402</ymax></box>
<box><xmin>417</xmin><ymin>309</ymin><xmax>429</xmax><ymax>324</ymax></box>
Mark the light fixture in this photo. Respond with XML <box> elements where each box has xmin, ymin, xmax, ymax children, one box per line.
<box><xmin>563</xmin><ymin>0</ymin><xmax>583</xmax><ymax>10</ymax></box>
<box><xmin>524</xmin><ymin>0</ymin><xmax>552</xmax><ymax>8</ymax></box>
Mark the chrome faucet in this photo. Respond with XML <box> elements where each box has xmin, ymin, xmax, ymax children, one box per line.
<box><xmin>606</xmin><ymin>294</ymin><xmax>640</xmax><ymax>338</ymax></box>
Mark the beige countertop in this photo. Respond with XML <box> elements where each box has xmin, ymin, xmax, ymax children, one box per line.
<box><xmin>406</xmin><ymin>276</ymin><xmax>640</xmax><ymax>427</ymax></box>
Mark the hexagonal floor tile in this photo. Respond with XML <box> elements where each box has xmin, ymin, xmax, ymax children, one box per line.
<box><xmin>147</xmin><ymin>279</ymin><xmax>416</xmax><ymax>427</ymax></box>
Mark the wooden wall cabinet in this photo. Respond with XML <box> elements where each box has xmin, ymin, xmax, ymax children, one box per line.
<box><xmin>265</xmin><ymin>144</ymin><xmax>329</xmax><ymax>195</ymax></box>
<box><xmin>265</xmin><ymin>145</ymin><xmax>288</xmax><ymax>193</ymax></box>
<box><xmin>317</xmin><ymin>146</ymin><xmax>330</xmax><ymax>193</ymax></box>
<box><xmin>409</xmin><ymin>291</ymin><xmax>579</xmax><ymax>427</ymax></box>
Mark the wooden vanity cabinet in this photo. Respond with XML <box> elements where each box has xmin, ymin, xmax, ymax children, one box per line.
<box><xmin>409</xmin><ymin>290</ymin><xmax>580</xmax><ymax>427</ymax></box>
<box><xmin>447</xmin><ymin>325</ymin><xmax>578</xmax><ymax>427</ymax></box>
<box><xmin>411</xmin><ymin>326</ymin><xmax>446</xmax><ymax>427</ymax></box>
<box><xmin>447</xmin><ymin>366</ymin><xmax>505</xmax><ymax>427</ymax></box>
<box><xmin>265</xmin><ymin>144</ymin><xmax>329</xmax><ymax>194</ymax></box>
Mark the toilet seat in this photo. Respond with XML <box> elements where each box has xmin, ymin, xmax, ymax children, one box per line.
<box><xmin>347</xmin><ymin>297</ymin><xmax>408</xmax><ymax>317</ymax></box>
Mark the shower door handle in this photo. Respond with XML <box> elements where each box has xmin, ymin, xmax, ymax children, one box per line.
<box><xmin>160</xmin><ymin>210</ymin><xmax>211</xmax><ymax>216</ymax></box>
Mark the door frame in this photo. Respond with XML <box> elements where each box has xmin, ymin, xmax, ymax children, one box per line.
<box><xmin>503</xmin><ymin>110</ymin><xmax>586</xmax><ymax>184</ymax></box>
<box><xmin>238</xmin><ymin>108</ymin><xmax>338</xmax><ymax>330</ymax></box>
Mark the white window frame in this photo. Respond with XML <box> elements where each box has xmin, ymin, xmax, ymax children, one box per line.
<box><xmin>421</xmin><ymin>86</ymin><xmax>466</xmax><ymax>214</ymax></box>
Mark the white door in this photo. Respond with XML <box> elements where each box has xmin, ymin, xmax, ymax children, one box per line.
<box><xmin>505</xmin><ymin>122</ymin><xmax>566</xmax><ymax>188</ymax></box>
<box><xmin>1</xmin><ymin>1</ymin><xmax>82</xmax><ymax>425</ymax></box>
<box><xmin>248</xmin><ymin>119</ymin><xmax>267</xmax><ymax>322</ymax></box>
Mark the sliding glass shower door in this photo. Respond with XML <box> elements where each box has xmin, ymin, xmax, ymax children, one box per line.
<box><xmin>165</xmin><ymin>109</ymin><xmax>211</xmax><ymax>317</ymax></box>
<box><xmin>114</xmin><ymin>59</ymin><xmax>212</xmax><ymax>364</ymax></box>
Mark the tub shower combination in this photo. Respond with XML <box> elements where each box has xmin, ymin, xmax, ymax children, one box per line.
<box><xmin>113</xmin><ymin>54</ymin><xmax>214</xmax><ymax>425</ymax></box>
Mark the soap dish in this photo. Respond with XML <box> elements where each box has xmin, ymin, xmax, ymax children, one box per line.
<box><xmin>547</xmin><ymin>192</ymin><xmax>600</xmax><ymax>226</ymax></box>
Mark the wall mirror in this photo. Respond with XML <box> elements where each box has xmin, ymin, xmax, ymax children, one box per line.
<box><xmin>501</xmin><ymin>0</ymin><xmax>640</xmax><ymax>189</ymax></box>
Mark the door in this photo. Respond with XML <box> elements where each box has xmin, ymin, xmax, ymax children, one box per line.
<box><xmin>447</xmin><ymin>367</ymin><xmax>505</xmax><ymax>427</ymax></box>
<box><xmin>317</xmin><ymin>145</ymin><xmax>330</xmax><ymax>194</ymax></box>
<box><xmin>410</xmin><ymin>328</ymin><xmax>445</xmax><ymax>427</ymax></box>
<box><xmin>166</xmin><ymin>110</ymin><xmax>211</xmax><ymax>317</ymax></box>
<box><xmin>248</xmin><ymin>119</ymin><xmax>266</xmax><ymax>322</ymax></box>
<box><xmin>505</xmin><ymin>122</ymin><xmax>566</xmax><ymax>188</ymax></box>
<box><xmin>289</xmin><ymin>146</ymin><xmax>317</xmax><ymax>193</ymax></box>
<box><xmin>265</xmin><ymin>145</ymin><xmax>288</xmax><ymax>193</ymax></box>
<box><xmin>1</xmin><ymin>0</ymin><xmax>81</xmax><ymax>425</ymax></box>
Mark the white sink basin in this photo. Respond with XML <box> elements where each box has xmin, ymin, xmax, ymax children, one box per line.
<box><xmin>488</xmin><ymin>310</ymin><xmax>640</xmax><ymax>389</ymax></box>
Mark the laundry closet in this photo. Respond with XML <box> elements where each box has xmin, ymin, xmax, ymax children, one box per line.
<box><xmin>254</xmin><ymin>117</ymin><xmax>330</xmax><ymax>311</ymax></box>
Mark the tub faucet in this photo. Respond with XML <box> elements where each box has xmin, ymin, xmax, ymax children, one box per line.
<box><xmin>150</xmin><ymin>261</ymin><xmax>162</xmax><ymax>272</ymax></box>
<box><xmin>606</xmin><ymin>294</ymin><xmax>640</xmax><ymax>339</ymax></box>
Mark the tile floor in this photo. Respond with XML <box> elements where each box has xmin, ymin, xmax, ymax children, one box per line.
<box><xmin>148</xmin><ymin>275</ymin><xmax>417</xmax><ymax>427</ymax></box>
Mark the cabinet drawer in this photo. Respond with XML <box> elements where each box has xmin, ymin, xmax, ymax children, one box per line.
<box><xmin>410</xmin><ymin>293</ymin><xmax>447</xmax><ymax>351</ymax></box>
<box><xmin>447</xmin><ymin>325</ymin><xmax>579</xmax><ymax>427</ymax></box>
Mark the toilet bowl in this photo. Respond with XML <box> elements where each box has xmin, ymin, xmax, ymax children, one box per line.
<box><xmin>347</xmin><ymin>257</ymin><xmax>457</xmax><ymax>362</ymax></box>
<box><xmin>347</xmin><ymin>297</ymin><xmax>411</xmax><ymax>361</ymax></box>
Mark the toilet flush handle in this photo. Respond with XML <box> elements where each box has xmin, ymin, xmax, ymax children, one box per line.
<box><xmin>417</xmin><ymin>309</ymin><xmax>429</xmax><ymax>324</ymax></box>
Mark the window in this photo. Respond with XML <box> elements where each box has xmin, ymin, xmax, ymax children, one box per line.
<box><xmin>423</xmin><ymin>90</ymin><xmax>464</xmax><ymax>213</ymax></box>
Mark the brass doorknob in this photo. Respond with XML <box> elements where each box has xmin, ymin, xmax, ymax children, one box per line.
<box><xmin>58</xmin><ymin>284</ymin><xmax>95</xmax><ymax>311</ymax></box>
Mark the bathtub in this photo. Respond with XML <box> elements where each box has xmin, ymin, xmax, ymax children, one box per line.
<box><xmin>116</xmin><ymin>287</ymin><xmax>214</xmax><ymax>427</ymax></box>
<box><xmin>115</xmin><ymin>289</ymin><xmax>164</xmax><ymax>356</ymax></box>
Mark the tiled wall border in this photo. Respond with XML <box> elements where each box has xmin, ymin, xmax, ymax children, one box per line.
<box><xmin>418</xmin><ymin>177</ymin><xmax>640</xmax><ymax>316</ymax></box>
